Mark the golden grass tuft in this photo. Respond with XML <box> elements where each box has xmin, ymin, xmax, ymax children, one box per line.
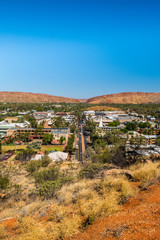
<box><xmin>133</xmin><ymin>161</ymin><xmax>160</xmax><ymax>188</ymax></box>
<box><xmin>0</xmin><ymin>225</ymin><xmax>9</xmax><ymax>239</ymax></box>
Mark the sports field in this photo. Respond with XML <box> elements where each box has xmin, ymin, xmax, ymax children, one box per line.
<box><xmin>2</xmin><ymin>145</ymin><xmax>64</xmax><ymax>154</ymax></box>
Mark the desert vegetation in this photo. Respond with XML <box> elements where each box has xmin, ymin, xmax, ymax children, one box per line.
<box><xmin>0</xmin><ymin>153</ymin><xmax>160</xmax><ymax>240</ymax></box>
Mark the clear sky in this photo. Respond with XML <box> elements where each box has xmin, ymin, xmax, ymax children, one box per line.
<box><xmin>0</xmin><ymin>0</ymin><xmax>160</xmax><ymax>99</ymax></box>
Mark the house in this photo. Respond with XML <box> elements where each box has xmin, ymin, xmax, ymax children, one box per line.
<box><xmin>10</xmin><ymin>127</ymin><xmax>70</xmax><ymax>141</ymax></box>
<box><xmin>84</xmin><ymin>111</ymin><xmax>95</xmax><ymax>117</ymax></box>
<box><xmin>5</xmin><ymin>117</ymin><xmax>18</xmax><ymax>123</ymax></box>
<box><xmin>0</xmin><ymin>121</ymin><xmax>29</xmax><ymax>136</ymax></box>
<box><xmin>51</xmin><ymin>128</ymin><xmax>70</xmax><ymax>141</ymax></box>
<box><xmin>31</xmin><ymin>153</ymin><xmax>44</xmax><ymax>161</ymax></box>
<box><xmin>48</xmin><ymin>151</ymin><xmax>68</xmax><ymax>161</ymax></box>
<box><xmin>31</xmin><ymin>151</ymin><xmax>69</xmax><ymax>162</ymax></box>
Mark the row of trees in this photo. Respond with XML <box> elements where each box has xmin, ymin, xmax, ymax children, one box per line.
<box><xmin>65</xmin><ymin>134</ymin><xmax>75</xmax><ymax>153</ymax></box>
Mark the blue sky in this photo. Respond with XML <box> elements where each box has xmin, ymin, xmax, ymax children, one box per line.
<box><xmin>0</xmin><ymin>0</ymin><xmax>160</xmax><ymax>98</ymax></box>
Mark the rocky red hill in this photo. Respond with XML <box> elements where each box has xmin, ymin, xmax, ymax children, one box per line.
<box><xmin>0</xmin><ymin>92</ymin><xmax>80</xmax><ymax>103</ymax></box>
<box><xmin>0</xmin><ymin>91</ymin><xmax>160</xmax><ymax>104</ymax></box>
<box><xmin>87</xmin><ymin>92</ymin><xmax>160</xmax><ymax>104</ymax></box>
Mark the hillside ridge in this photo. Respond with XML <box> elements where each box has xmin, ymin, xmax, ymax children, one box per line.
<box><xmin>0</xmin><ymin>91</ymin><xmax>160</xmax><ymax>104</ymax></box>
<box><xmin>0</xmin><ymin>91</ymin><xmax>80</xmax><ymax>103</ymax></box>
<box><xmin>87</xmin><ymin>92</ymin><xmax>160</xmax><ymax>104</ymax></box>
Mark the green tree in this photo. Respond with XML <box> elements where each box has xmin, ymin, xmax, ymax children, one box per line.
<box><xmin>65</xmin><ymin>134</ymin><xmax>75</xmax><ymax>153</ymax></box>
<box><xmin>0</xmin><ymin>140</ymin><xmax>2</xmax><ymax>154</ymax></box>
<box><xmin>130</xmin><ymin>135</ymin><xmax>147</xmax><ymax>148</ymax></box>
<box><xmin>59</xmin><ymin>136</ymin><xmax>66</xmax><ymax>144</ymax></box>
<box><xmin>42</xmin><ymin>133</ymin><xmax>54</xmax><ymax>145</ymax></box>
<box><xmin>52</xmin><ymin>116</ymin><xmax>67</xmax><ymax>128</ymax></box>
<box><xmin>155</xmin><ymin>136</ymin><xmax>160</xmax><ymax>146</ymax></box>
<box><xmin>125</xmin><ymin>122</ymin><xmax>138</xmax><ymax>131</ymax></box>
<box><xmin>27</xmin><ymin>142</ymin><xmax>41</xmax><ymax>151</ymax></box>
<box><xmin>85</xmin><ymin>120</ymin><xmax>96</xmax><ymax>133</ymax></box>
<box><xmin>70</xmin><ymin>124</ymin><xmax>76</xmax><ymax>133</ymax></box>
<box><xmin>108</xmin><ymin>120</ymin><xmax>120</xmax><ymax>127</ymax></box>
<box><xmin>138</xmin><ymin>122</ymin><xmax>151</xmax><ymax>129</ymax></box>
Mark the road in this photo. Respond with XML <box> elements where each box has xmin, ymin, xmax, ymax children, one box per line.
<box><xmin>77</xmin><ymin>116</ymin><xmax>86</xmax><ymax>162</ymax></box>
<box><xmin>78</xmin><ymin>124</ymin><xmax>83</xmax><ymax>161</ymax></box>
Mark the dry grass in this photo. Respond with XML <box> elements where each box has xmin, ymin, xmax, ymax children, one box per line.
<box><xmin>132</xmin><ymin>161</ymin><xmax>160</xmax><ymax>188</ymax></box>
<box><xmin>57</xmin><ymin>175</ymin><xmax>136</xmax><ymax>223</ymax></box>
<box><xmin>0</xmin><ymin>225</ymin><xmax>8</xmax><ymax>239</ymax></box>
<box><xmin>1</xmin><ymin>159</ymin><xmax>159</xmax><ymax>239</ymax></box>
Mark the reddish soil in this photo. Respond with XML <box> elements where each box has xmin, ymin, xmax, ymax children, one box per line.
<box><xmin>69</xmin><ymin>182</ymin><xmax>160</xmax><ymax>240</ymax></box>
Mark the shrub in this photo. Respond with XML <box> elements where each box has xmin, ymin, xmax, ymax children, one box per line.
<box><xmin>34</xmin><ymin>166</ymin><xmax>60</xmax><ymax>184</ymax></box>
<box><xmin>81</xmin><ymin>215</ymin><xmax>95</xmax><ymax>229</ymax></box>
<box><xmin>26</xmin><ymin>160</ymin><xmax>42</xmax><ymax>173</ymax></box>
<box><xmin>37</xmin><ymin>180</ymin><xmax>61</xmax><ymax>198</ymax></box>
<box><xmin>79</xmin><ymin>163</ymin><xmax>103</xmax><ymax>179</ymax></box>
<box><xmin>41</xmin><ymin>156</ymin><xmax>51</xmax><ymax>167</ymax></box>
<box><xmin>0</xmin><ymin>174</ymin><xmax>10</xmax><ymax>190</ymax></box>
<box><xmin>15</xmin><ymin>149</ymin><xmax>35</xmax><ymax>162</ymax></box>
<box><xmin>37</xmin><ymin>175</ymin><xmax>74</xmax><ymax>199</ymax></box>
<box><xmin>26</xmin><ymin>156</ymin><xmax>51</xmax><ymax>173</ymax></box>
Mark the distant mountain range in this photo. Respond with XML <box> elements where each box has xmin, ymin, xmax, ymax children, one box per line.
<box><xmin>0</xmin><ymin>91</ymin><xmax>160</xmax><ymax>104</ymax></box>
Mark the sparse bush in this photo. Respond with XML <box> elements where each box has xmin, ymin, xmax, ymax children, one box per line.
<box><xmin>0</xmin><ymin>174</ymin><xmax>10</xmax><ymax>190</ymax></box>
<box><xmin>37</xmin><ymin>175</ymin><xmax>74</xmax><ymax>199</ymax></box>
<box><xmin>41</xmin><ymin>156</ymin><xmax>51</xmax><ymax>167</ymax></box>
<box><xmin>79</xmin><ymin>163</ymin><xmax>103</xmax><ymax>179</ymax></box>
<box><xmin>34</xmin><ymin>166</ymin><xmax>60</xmax><ymax>184</ymax></box>
<box><xmin>34</xmin><ymin>165</ymin><xmax>74</xmax><ymax>199</ymax></box>
<box><xmin>26</xmin><ymin>156</ymin><xmax>51</xmax><ymax>174</ymax></box>
<box><xmin>26</xmin><ymin>160</ymin><xmax>42</xmax><ymax>173</ymax></box>
<box><xmin>37</xmin><ymin>180</ymin><xmax>60</xmax><ymax>198</ymax></box>
<box><xmin>81</xmin><ymin>215</ymin><xmax>95</xmax><ymax>229</ymax></box>
<box><xmin>15</xmin><ymin>149</ymin><xmax>35</xmax><ymax>162</ymax></box>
